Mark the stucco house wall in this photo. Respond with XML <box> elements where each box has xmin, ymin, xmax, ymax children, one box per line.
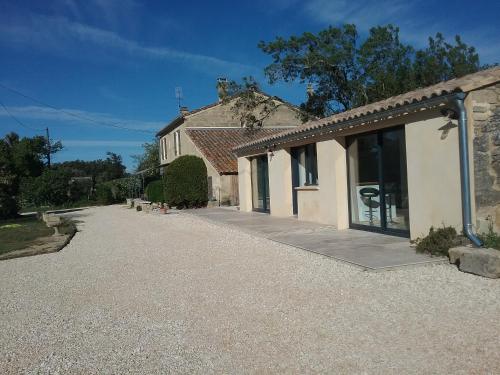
<box><xmin>296</xmin><ymin>138</ymin><xmax>349</xmax><ymax>228</ymax></box>
<box><xmin>405</xmin><ymin>116</ymin><xmax>463</xmax><ymax>239</ymax></box>
<box><xmin>237</xmin><ymin>85</ymin><xmax>499</xmax><ymax>240</ymax></box>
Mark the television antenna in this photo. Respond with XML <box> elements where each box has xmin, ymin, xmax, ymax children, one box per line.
<box><xmin>175</xmin><ymin>87</ymin><xmax>183</xmax><ymax>109</ymax></box>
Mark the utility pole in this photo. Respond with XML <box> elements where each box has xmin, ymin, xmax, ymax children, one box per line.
<box><xmin>45</xmin><ymin>127</ymin><xmax>51</xmax><ymax>168</ymax></box>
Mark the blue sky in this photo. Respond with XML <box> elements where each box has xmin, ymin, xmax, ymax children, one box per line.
<box><xmin>1</xmin><ymin>0</ymin><xmax>499</xmax><ymax>171</ymax></box>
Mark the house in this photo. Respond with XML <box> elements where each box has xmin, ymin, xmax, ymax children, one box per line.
<box><xmin>233</xmin><ymin>67</ymin><xmax>500</xmax><ymax>241</ymax></box>
<box><xmin>156</xmin><ymin>80</ymin><xmax>303</xmax><ymax>205</ymax></box>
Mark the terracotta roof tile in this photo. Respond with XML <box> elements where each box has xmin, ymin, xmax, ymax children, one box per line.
<box><xmin>234</xmin><ymin>66</ymin><xmax>500</xmax><ymax>153</ymax></box>
<box><xmin>185</xmin><ymin>128</ymin><xmax>288</xmax><ymax>174</ymax></box>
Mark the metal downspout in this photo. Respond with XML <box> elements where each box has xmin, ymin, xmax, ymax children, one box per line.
<box><xmin>454</xmin><ymin>92</ymin><xmax>483</xmax><ymax>247</ymax></box>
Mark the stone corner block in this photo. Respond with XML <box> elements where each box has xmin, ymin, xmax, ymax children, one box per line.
<box><xmin>449</xmin><ymin>246</ymin><xmax>500</xmax><ymax>278</ymax></box>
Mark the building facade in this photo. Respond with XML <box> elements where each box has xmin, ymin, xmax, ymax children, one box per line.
<box><xmin>234</xmin><ymin>68</ymin><xmax>500</xmax><ymax>240</ymax></box>
<box><xmin>156</xmin><ymin>86</ymin><xmax>303</xmax><ymax>205</ymax></box>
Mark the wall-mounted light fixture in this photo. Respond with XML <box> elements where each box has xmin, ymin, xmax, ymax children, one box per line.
<box><xmin>267</xmin><ymin>145</ymin><xmax>275</xmax><ymax>160</ymax></box>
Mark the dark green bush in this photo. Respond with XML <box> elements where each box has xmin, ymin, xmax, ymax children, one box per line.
<box><xmin>164</xmin><ymin>155</ymin><xmax>208</xmax><ymax>209</ymax></box>
<box><xmin>20</xmin><ymin>169</ymin><xmax>72</xmax><ymax>207</ymax></box>
<box><xmin>0</xmin><ymin>192</ymin><xmax>19</xmax><ymax>219</ymax></box>
<box><xmin>415</xmin><ymin>226</ymin><xmax>462</xmax><ymax>256</ymax></box>
<box><xmin>145</xmin><ymin>180</ymin><xmax>164</xmax><ymax>202</ymax></box>
<box><xmin>95</xmin><ymin>183</ymin><xmax>114</xmax><ymax>205</ymax></box>
<box><xmin>0</xmin><ymin>174</ymin><xmax>19</xmax><ymax>219</ymax></box>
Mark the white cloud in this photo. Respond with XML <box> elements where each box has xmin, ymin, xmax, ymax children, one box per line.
<box><xmin>0</xmin><ymin>14</ymin><xmax>256</xmax><ymax>74</ymax></box>
<box><xmin>0</xmin><ymin>105</ymin><xmax>163</xmax><ymax>132</ymax></box>
<box><xmin>303</xmin><ymin>0</ymin><xmax>413</xmax><ymax>31</ymax></box>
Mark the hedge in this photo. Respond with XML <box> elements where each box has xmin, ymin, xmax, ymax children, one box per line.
<box><xmin>164</xmin><ymin>155</ymin><xmax>208</xmax><ymax>208</ymax></box>
<box><xmin>96</xmin><ymin>176</ymin><xmax>142</xmax><ymax>205</ymax></box>
<box><xmin>145</xmin><ymin>180</ymin><xmax>164</xmax><ymax>202</ymax></box>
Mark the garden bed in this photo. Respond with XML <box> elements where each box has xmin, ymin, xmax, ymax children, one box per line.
<box><xmin>0</xmin><ymin>216</ymin><xmax>76</xmax><ymax>261</ymax></box>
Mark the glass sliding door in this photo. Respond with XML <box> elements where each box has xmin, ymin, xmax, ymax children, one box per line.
<box><xmin>348</xmin><ymin>133</ymin><xmax>382</xmax><ymax>228</ymax></box>
<box><xmin>347</xmin><ymin>126</ymin><xmax>410</xmax><ymax>236</ymax></box>
<box><xmin>251</xmin><ymin>155</ymin><xmax>270</xmax><ymax>212</ymax></box>
<box><xmin>381</xmin><ymin>128</ymin><xmax>410</xmax><ymax>231</ymax></box>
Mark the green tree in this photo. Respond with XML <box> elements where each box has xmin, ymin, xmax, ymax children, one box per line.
<box><xmin>103</xmin><ymin>152</ymin><xmax>126</xmax><ymax>181</ymax></box>
<box><xmin>0</xmin><ymin>132</ymin><xmax>63</xmax><ymax>218</ymax></box>
<box><xmin>132</xmin><ymin>140</ymin><xmax>160</xmax><ymax>177</ymax></box>
<box><xmin>258</xmin><ymin>24</ymin><xmax>482</xmax><ymax>117</ymax></box>
<box><xmin>21</xmin><ymin>168</ymin><xmax>72</xmax><ymax>207</ymax></box>
<box><xmin>414</xmin><ymin>33</ymin><xmax>480</xmax><ymax>87</ymax></box>
<box><xmin>259</xmin><ymin>24</ymin><xmax>361</xmax><ymax>116</ymax></box>
<box><xmin>55</xmin><ymin>152</ymin><xmax>127</xmax><ymax>190</ymax></box>
<box><xmin>358</xmin><ymin>25</ymin><xmax>416</xmax><ymax>103</ymax></box>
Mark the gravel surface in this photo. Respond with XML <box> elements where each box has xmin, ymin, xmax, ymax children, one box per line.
<box><xmin>0</xmin><ymin>205</ymin><xmax>499</xmax><ymax>374</ymax></box>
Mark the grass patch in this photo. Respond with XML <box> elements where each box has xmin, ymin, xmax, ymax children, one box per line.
<box><xmin>0</xmin><ymin>217</ymin><xmax>54</xmax><ymax>255</ymax></box>
<box><xmin>478</xmin><ymin>220</ymin><xmax>500</xmax><ymax>250</ymax></box>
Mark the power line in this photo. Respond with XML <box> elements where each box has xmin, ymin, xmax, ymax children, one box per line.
<box><xmin>0</xmin><ymin>100</ymin><xmax>44</xmax><ymax>132</ymax></box>
<box><xmin>0</xmin><ymin>82</ymin><xmax>156</xmax><ymax>134</ymax></box>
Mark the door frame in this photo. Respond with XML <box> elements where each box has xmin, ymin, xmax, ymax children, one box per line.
<box><xmin>346</xmin><ymin>125</ymin><xmax>410</xmax><ymax>238</ymax></box>
<box><xmin>251</xmin><ymin>154</ymin><xmax>270</xmax><ymax>213</ymax></box>
<box><xmin>291</xmin><ymin>148</ymin><xmax>299</xmax><ymax>215</ymax></box>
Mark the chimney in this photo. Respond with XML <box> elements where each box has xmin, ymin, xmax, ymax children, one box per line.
<box><xmin>217</xmin><ymin>77</ymin><xmax>228</xmax><ymax>102</ymax></box>
<box><xmin>180</xmin><ymin>106</ymin><xmax>189</xmax><ymax>116</ymax></box>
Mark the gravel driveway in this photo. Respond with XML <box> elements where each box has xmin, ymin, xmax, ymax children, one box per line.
<box><xmin>1</xmin><ymin>205</ymin><xmax>499</xmax><ymax>374</ymax></box>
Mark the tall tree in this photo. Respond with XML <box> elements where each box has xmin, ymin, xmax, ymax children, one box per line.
<box><xmin>259</xmin><ymin>24</ymin><xmax>361</xmax><ymax>116</ymax></box>
<box><xmin>414</xmin><ymin>33</ymin><xmax>480</xmax><ymax>86</ymax></box>
<box><xmin>132</xmin><ymin>140</ymin><xmax>160</xmax><ymax>177</ymax></box>
<box><xmin>0</xmin><ymin>132</ymin><xmax>63</xmax><ymax>218</ymax></box>
<box><xmin>258</xmin><ymin>24</ymin><xmax>482</xmax><ymax>117</ymax></box>
<box><xmin>358</xmin><ymin>25</ymin><xmax>415</xmax><ymax>103</ymax></box>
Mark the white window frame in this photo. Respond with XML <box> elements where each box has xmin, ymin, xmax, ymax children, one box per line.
<box><xmin>174</xmin><ymin>131</ymin><xmax>181</xmax><ymax>156</ymax></box>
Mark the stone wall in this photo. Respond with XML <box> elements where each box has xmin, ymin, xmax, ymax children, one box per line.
<box><xmin>470</xmin><ymin>83</ymin><xmax>500</xmax><ymax>232</ymax></box>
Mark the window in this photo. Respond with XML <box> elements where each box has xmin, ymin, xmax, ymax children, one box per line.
<box><xmin>292</xmin><ymin>143</ymin><xmax>318</xmax><ymax>186</ymax></box>
<box><xmin>160</xmin><ymin>138</ymin><xmax>164</xmax><ymax>160</ymax></box>
<box><xmin>174</xmin><ymin>131</ymin><xmax>181</xmax><ymax>156</ymax></box>
<box><xmin>207</xmin><ymin>176</ymin><xmax>213</xmax><ymax>200</ymax></box>
<box><xmin>162</xmin><ymin>138</ymin><xmax>167</xmax><ymax>160</ymax></box>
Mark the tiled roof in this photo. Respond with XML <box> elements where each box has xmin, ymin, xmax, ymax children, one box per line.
<box><xmin>234</xmin><ymin>66</ymin><xmax>500</xmax><ymax>153</ymax></box>
<box><xmin>185</xmin><ymin>128</ymin><xmax>289</xmax><ymax>174</ymax></box>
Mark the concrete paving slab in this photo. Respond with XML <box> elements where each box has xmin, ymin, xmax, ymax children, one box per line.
<box><xmin>185</xmin><ymin>208</ymin><xmax>446</xmax><ymax>270</ymax></box>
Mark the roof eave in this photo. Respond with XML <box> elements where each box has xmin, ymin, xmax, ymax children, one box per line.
<box><xmin>156</xmin><ymin>116</ymin><xmax>184</xmax><ymax>137</ymax></box>
<box><xmin>233</xmin><ymin>92</ymin><xmax>458</xmax><ymax>156</ymax></box>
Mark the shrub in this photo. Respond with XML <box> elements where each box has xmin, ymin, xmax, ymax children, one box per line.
<box><xmin>164</xmin><ymin>155</ymin><xmax>208</xmax><ymax>209</ymax></box>
<box><xmin>478</xmin><ymin>220</ymin><xmax>500</xmax><ymax>250</ymax></box>
<box><xmin>415</xmin><ymin>226</ymin><xmax>462</xmax><ymax>256</ymax></box>
<box><xmin>95</xmin><ymin>183</ymin><xmax>114</xmax><ymax>205</ymax></box>
<box><xmin>145</xmin><ymin>180</ymin><xmax>164</xmax><ymax>202</ymax></box>
<box><xmin>0</xmin><ymin>174</ymin><xmax>19</xmax><ymax>219</ymax></box>
<box><xmin>0</xmin><ymin>193</ymin><xmax>19</xmax><ymax>219</ymax></box>
<box><xmin>20</xmin><ymin>169</ymin><xmax>72</xmax><ymax>207</ymax></box>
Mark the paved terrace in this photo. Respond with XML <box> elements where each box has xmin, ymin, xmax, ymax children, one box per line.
<box><xmin>186</xmin><ymin>207</ymin><xmax>446</xmax><ymax>270</ymax></box>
